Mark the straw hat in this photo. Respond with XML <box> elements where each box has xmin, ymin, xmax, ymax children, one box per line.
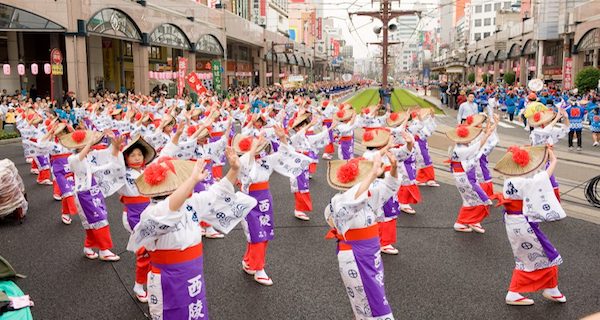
<box><xmin>445</xmin><ymin>125</ymin><xmax>482</xmax><ymax>144</ymax></box>
<box><xmin>52</xmin><ymin>123</ymin><xmax>68</xmax><ymax>136</ymax></box>
<box><xmin>160</xmin><ymin>114</ymin><xmax>176</xmax><ymax>127</ymax></box>
<box><xmin>465</xmin><ymin>113</ymin><xmax>487</xmax><ymax>127</ymax></box>
<box><xmin>386</xmin><ymin>112</ymin><xmax>408</xmax><ymax>127</ymax></box>
<box><xmin>528</xmin><ymin>110</ymin><xmax>555</xmax><ymax>127</ymax></box>
<box><xmin>362</xmin><ymin>129</ymin><xmax>390</xmax><ymax>148</ymax></box>
<box><xmin>111</xmin><ymin>108</ymin><xmax>123</xmax><ymax>116</ymax></box>
<box><xmin>135</xmin><ymin>159</ymin><xmax>195</xmax><ymax>197</ymax></box>
<box><xmin>59</xmin><ymin>130</ymin><xmax>103</xmax><ymax>149</ymax></box>
<box><xmin>327</xmin><ymin>159</ymin><xmax>374</xmax><ymax>191</ymax></box>
<box><xmin>290</xmin><ymin>113</ymin><xmax>311</xmax><ymax>129</ymax></box>
<box><xmin>188</xmin><ymin>126</ymin><xmax>209</xmax><ymax>140</ymax></box>
<box><xmin>232</xmin><ymin>134</ymin><xmax>269</xmax><ymax>155</ymax></box>
<box><xmin>123</xmin><ymin>135</ymin><xmax>156</xmax><ymax>166</ymax></box>
<box><xmin>334</xmin><ymin>108</ymin><xmax>355</xmax><ymax>121</ymax></box>
<box><xmin>190</xmin><ymin>108</ymin><xmax>203</xmax><ymax>118</ymax></box>
<box><xmin>494</xmin><ymin>145</ymin><xmax>548</xmax><ymax>177</ymax></box>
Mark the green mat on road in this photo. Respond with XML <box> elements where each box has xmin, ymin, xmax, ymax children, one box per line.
<box><xmin>346</xmin><ymin>88</ymin><xmax>443</xmax><ymax>114</ymax></box>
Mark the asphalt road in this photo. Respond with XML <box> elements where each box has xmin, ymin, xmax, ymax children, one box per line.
<box><xmin>1</xmin><ymin>142</ymin><xmax>600</xmax><ymax>320</ymax></box>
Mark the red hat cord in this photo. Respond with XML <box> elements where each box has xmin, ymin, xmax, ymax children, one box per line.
<box><xmin>466</xmin><ymin>115</ymin><xmax>474</xmax><ymax>125</ymax></box>
<box><xmin>187</xmin><ymin>125</ymin><xmax>197</xmax><ymax>137</ymax></box>
<box><xmin>72</xmin><ymin>130</ymin><xmax>87</xmax><ymax>143</ymax></box>
<box><xmin>337</xmin><ymin>159</ymin><xmax>360</xmax><ymax>184</ymax></box>
<box><xmin>411</xmin><ymin>111</ymin><xmax>419</xmax><ymax>119</ymax></box>
<box><xmin>44</xmin><ymin>119</ymin><xmax>52</xmax><ymax>126</ymax></box>
<box><xmin>143</xmin><ymin>158</ymin><xmax>176</xmax><ymax>185</ymax></box>
<box><xmin>363</xmin><ymin>131</ymin><xmax>374</xmax><ymax>142</ymax></box>
<box><xmin>27</xmin><ymin>114</ymin><xmax>34</xmax><ymax>121</ymax></box>
<box><xmin>456</xmin><ymin>125</ymin><xmax>469</xmax><ymax>138</ymax></box>
<box><xmin>507</xmin><ymin>146</ymin><xmax>530</xmax><ymax>167</ymax></box>
<box><xmin>238</xmin><ymin>137</ymin><xmax>253</xmax><ymax>152</ymax></box>
<box><xmin>363</xmin><ymin>108</ymin><xmax>371</xmax><ymax>114</ymax></box>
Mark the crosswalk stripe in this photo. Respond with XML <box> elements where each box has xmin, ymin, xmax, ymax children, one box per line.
<box><xmin>498</xmin><ymin>121</ymin><xmax>515</xmax><ymax>128</ymax></box>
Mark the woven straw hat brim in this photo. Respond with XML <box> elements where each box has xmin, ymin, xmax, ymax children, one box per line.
<box><xmin>191</xmin><ymin>109</ymin><xmax>202</xmax><ymax>118</ymax></box>
<box><xmin>445</xmin><ymin>126</ymin><xmax>483</xmax><ymax>144</ymax></box>
<box><xmin>334</xmin><ymin>110</ymin><xmax>355</xmax><ymax>121</ymax></box>
<box><xmin>528</xmin><ymin>111</ymin><xmax>556</xmax><ymax>127</ymax></box>
<box><xmin>494</xmin><ymin>146</ymin><xmax>548</xmax><ymax>177</ymax></box>
<box><xmin>111</xmin><ymin>109</ymin><xmax>122</xmax><ymax>116</ymax></box>
<box><xmin>327</xmin><ymin>160</ymin><xmax>374</xmax><ymax>191</ymax></box>
<box><xmin>386</xmin><ymin>112</ymin><xmax>408</xmax><ymax>127</ymax></box>
<box><xmin>362</xmin><ymin>130</ymin><xmax>390</xmax><ymax>148</ymax></box>
<box><xmin>194</xmin><ymin>128</ymin><xmax>210</xmax><ymax>140</ymax></box>
<box><xmin>466</xmin><ymin>113</ymin><xmax>487</xmax><ymax>127</ymax></box>
<box><xmin>232</xmin><ymin>134</ymin><xmax>268</xmax><ymax>155</ymax></box>
<box><xmin>291</xmin><ymin>113</ymin><xmax>311</xmax><ymax>129</ymax></box>
<box><xmin>123</xmin><ymin>136</ymin><xmax>156</xmax><ymax>165</ymax></box>
<box><xmin>52</xmin><ymin>123</ymin><xmax>67</xmax><ymax>136</ymax></box>
<box><xmin>59</xmin><ymin>130</ymin><xmax>103</xmax><ymax>149</ymax></box>
<box><xmin>31</xmin><ymin>117</ymin><xmax>43</xmax><ymax>125</ymax></box>
<box><xmin>135</xmin><ymin>160</ymin><xmax>195</xmax><ymax>197</ymax></box>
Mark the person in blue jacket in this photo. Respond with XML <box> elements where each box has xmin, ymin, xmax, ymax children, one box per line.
<box><xmin>566</xmin><ymin>99</ymin><xmax>587</xmax><ymax>151</ymax></box>
<box><xmin>505</xmin><ymin>91</ymin><xmax>518</xmax><ymax>122</ymax></box>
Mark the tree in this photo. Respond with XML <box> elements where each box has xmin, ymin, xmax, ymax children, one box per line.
<box><xmin>575</xmin><ymin>67</ymin><xmax>600</xmax><ymax>93</ymax></box>
<box><xmin>467</xmin><ymin>73</ymin><xmax>475</xmax><ymax>83</ymax></box>
<box><xmin>482</xmin><ymin>74</ymin><xmax>490</xmax><ymax>84</ymax></box>
<box><xmin>503</xmin><ymin>71</ymin><xmax>516</xmax><ymax>85</ymax></box>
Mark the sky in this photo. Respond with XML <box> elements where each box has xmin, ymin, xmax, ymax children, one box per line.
<box><xmin>319</xmin><ymin>0</ymin><xmax>440</xmax><ymax>59</ymax></box>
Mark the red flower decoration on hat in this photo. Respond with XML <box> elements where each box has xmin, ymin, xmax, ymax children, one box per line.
<box><xmin>456</xmin><ymin>126</ymin><xmax>469</xmax><ymax>138</ymax></box>
<box><xmin>143</xmin><ymin>158</ymin><xmax>175</xmax><ymax>186</ymax></box>
<box><xmin>134</xmin><ymin>113</ymin><xmax>142</xmax><ymax>121</ymax></box>
<box><xmin>390</xmin><ymin>112</ymin><xmax>399</xmax><ymax>121</ymax></box>
<box><xmin>508</xmin><ymin>146</ymin><xmax>530</xmax><ymax>167</ymax></box>
<box><xmin>187</xmin><ymin>125</ymin><xmax>197</xmax><ymax>137</ymax></box>
<box><xmin>337</xmin><ymin>161</ymin><xmax>359</xmax><ymax>184</ymax></box>
<box><xmin>44</xmin><ymin>119</ymin><xmax>52</xmax><ymax>126</ymax></box>
<box><xmin>72</xmin><ymin>130</ymin><xmax>87</xmax><ymax>143</ymax></box>
<box><xmin>238</xmin><ymin>137</ymin><xmax>253</xmax><ymax>152</ymax></box>
<box><xmin>363</xmin><ymin>108</ymin><xmax>371</xmax><ymax>114</ymax></box>
<box><xmin>322</xmin><ymin>100</ymin><xmax>329</xmax><ymax>107</ymax></box>
<box><xmin>27</xmin><ymin>114</ymin><xmax>34</xmax><ymax>121</ymax></box>
<box><xmin>411</xmin><ymin>111</ymin><xmax>419</xmax><ymax>119</ymax></box>
<box><xmin>363</xmin><ymin>131</ymin><xmax>374</xmax><ymax>141</ymax></box>
<box><xmin>533</xmin><ymin>112</ymin><xmax>542</xmax><ymax>122</ymax></box>
<box><xmin>466</xmin><ymin>115</ymin><xmax>474</xmax><ymax>125</ymax></box>
<box><xmin>336</xmin><ymin>110</ymin><xmax>346</xmax><ymax>118</ymax></box>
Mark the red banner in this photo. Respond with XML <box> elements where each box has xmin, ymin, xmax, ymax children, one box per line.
<box><xmin>332</xmin><ymin>40</ymin><xmax>340</xmax><ymax>57</ymax></box>
<box><xmin>177</xmin><ymin>57</ymin><xmax>187</xmax><ymax>97</ymax></box>
<box><xmin>186</xmin><ymin>72</ymin><xmax>207</xmax><ymax>95</ymax></box>
<box><xmin>317</xmin><ymin>18</ymin><xmax>322</xmax><ymax>40</ymax></box>
<box><xmin>260</xmin><ymin>0</ymin><xmax>266</xmax><ymax>16</ymax></box>
<box><xmin>563</xmin><ymin>57</ymin><xmax>573</xmax><ymax>90</ymax></box>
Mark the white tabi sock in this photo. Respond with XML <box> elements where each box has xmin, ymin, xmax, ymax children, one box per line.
<box><xmin>83</xmin><ymin>247</ymin><xmax>95</xmax><ymax>254</ymax></box>
<box><xmin>133</xmin><ymin>283</ymin><xmax>146</xmax><ymax>295</ymax></box>
<box><xmin>543</xmin><ymin>287</ymin><xmax>562</xmax><ymax>296</ymax></box>
<box><xmin>506</xmin><ymin>291</ymin><xmax>526</xmax><ymax>301</ymax></box>
<box><xmin>99</xmin><ymin>249</ymin><xmax>115</xmax><ymax>256</ymax></box>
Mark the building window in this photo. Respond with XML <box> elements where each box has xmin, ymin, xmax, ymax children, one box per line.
<box><xmin>475</xmin><ymin>5</ymin><xmax>482</xmax><ymax>13</ymax></box>
<box><xmin>124</xmin><ymin>42</ymin><xmax>133</xmax><ymax>57</ymax></box>
<box><xmin>474</xmin><ymin>19</ymin><xmax>482</xmax><ymax>27</ymax></box>
<box><xmin>474</xmin><ymin>33</ymin><xmax>481</xmax><ymax>41</ymax></box>
<box><xmin>494</xmin><ymin>3</ymin><xmax>501</xmax><ymax>11</ymax></box>
<box><xmin>484</xmin><ymin>18</ymin><xmax>491</xmax><ymax>26</ymax></box>
<box><xmin>494</xmin><ymin>18</ymin><xmax>496</xmax><ymax>25</ymax></box>
<box><xmin>504</xmin><ymin>2</ymin><xmax>512</xmax><ymax>9</ymax></box>
<box><xmin>483</xmin><ymin>32</ymin><xmax>491</xmax><ymax>38</ymax></box>
<box><xmin>149</xmin><ymin>46</ymin><xmax>161</xmax><ymax>60</ymax></box>
<box><xmin>484</xmin><ymin>4</ymin><xmax>492</xmax><ymax>12</ymax></box>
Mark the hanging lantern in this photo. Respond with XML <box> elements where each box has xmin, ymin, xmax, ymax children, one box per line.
<box><xmin>3</xmin><ymin>64</ymin><xmax>10</xmax><ymax>75</ymax></box>
<box><xmin>31</xmin><ymin>63</ymin><xmax>38</xmax><ymax>75</ymax></box>
<box><xmin>205</xmin><ymin>62</ymin><xmax>211</xmax><ymax>70</ymax></box>
<box><xmin>148</xmin><ymin>71</ymin><xmax>154</xmax><ymax>79</ymax></box>
<box><xmin>172</xmin><ymin>71</ymin><xmax>178</xmax><ymax>79</ymax></box>
<box><xmin>44</xmin><ymin>63</ymin><xmax>51</xmax><ymax>75</ymax></box>
<box><xmin>17</xmin><ymin>64</ymin><xmax>25</xmax><ymax>75</ymax></box>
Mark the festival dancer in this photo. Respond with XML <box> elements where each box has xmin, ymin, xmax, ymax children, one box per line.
<box><xmin>288</xmin><ymin>112</ymin><xmax>333</xmax><ymax>221</ymax></box>
<box><xmin>361</xmin><ymin>128</ymin><xmax>414</xmax><ymax>255</ymax></box>
<box><xmin>320</xmin><ymin>100</ymin><xmax>337</xmax><ymax>160</ymax></box>
<box><xmin>63</xmin><ymin>129</ymin><xmax>125</xmax><ymax>261</ymax></box>
<box><xmin>332</xmin><ymin>105</ymin><xmax>357</xmax><ymax>160</ymax></box>
<box><xmin>127</xmin><ymin>148</ymin><xmax>256</xmax><ymax>319</ymax></box>
<box><xmin>494</xmin><ymin>145</ymin><xmax>567</xmax><ymax>306</ymax></box>
<box><xmin>446</xmin><ymin>117</ymin><xmax>497</xmax><ymax>233</ymax></box>
<box><xmin>236</xmin><ymin>128</ymin><xmax>312</xmax><ymax>285</ymax></box>
<box><xmin>412</xmin><ymin>108</ymin><xmax>440</xmax><ymax>187</ymax></box>
<box><xmin>325</xmin><ymin>152</ymin><xmax>400</xmax><ymax>319</ymax></box>
<box><xmin>115</xmin><ymin>136</ymin><xmax>156</xmax><ymax>302</ymax></box>
<box><xmin>466</xmin><ymin>113</ymin><xmax>498</xmax><ymax>197</ymax></box>
<box><xmin>529</xmin><ymin>108</ymin><xmax>569</xmax><ymax>201</ymax></box>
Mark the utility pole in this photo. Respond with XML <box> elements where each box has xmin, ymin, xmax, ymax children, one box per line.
<box><xmin>352</xmin><ymin>0</ymin><xmax>419</xmax><ymax>87</ymax></box>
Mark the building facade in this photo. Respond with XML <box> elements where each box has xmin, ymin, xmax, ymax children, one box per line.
<box><xmin>0</xmin><ymin>0</ymin><xmax>337</xmax><ymax>101</ymax></box>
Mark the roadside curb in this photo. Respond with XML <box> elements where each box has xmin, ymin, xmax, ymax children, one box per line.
<box><xmin>0</xmin><ymin>137</ymin><xmax>21</xmax><ymax>145</ymax></box>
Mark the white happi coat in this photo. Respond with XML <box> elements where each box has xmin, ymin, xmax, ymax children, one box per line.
<box><xmin>502</xmin><ymin>171</ymin><xmax>564</xmax><ymax>271</ymax></box>
<box><xmin>450</xmin><ymin>140</ymin><xmax>489</xmax><ymax>207</ymax></box>
<box><xmin>529</xmin><ymin>125</ymin><xmax>568</xmax><ymax>146</ymax></box>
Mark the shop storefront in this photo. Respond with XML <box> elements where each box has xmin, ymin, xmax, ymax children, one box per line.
<box><xmin>577</xmin><ymin>28</ymin><xmax>600</xmax><ymax>68</ymax></box>
<box><xmin>194</xmin><ymin>34</ymin><xmax>224</xmax><ymax>91</ymax></box>
<box><xmin>147</xmin><ymin>24</ymin><xmax>192</xmax><ymax>96</ymax></box>
<box><xmin>0</xmin><ymin>3</ymin><xmax>67</xmax><ymax>99</ymax></box>
<box><xmin>522</xmin><ymin>39</ymin><xmax>537</xmax><ymax>81</ymax></box>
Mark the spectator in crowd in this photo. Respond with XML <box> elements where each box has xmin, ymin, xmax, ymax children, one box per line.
<box><xmin>567</xmin><ymin>99</ymin><xmax>587</xmax><ymax>151</ymax></box>
<box><xmin>447</xmin><ymin>82</ymin><xmax>459</xmax><ymax>110</ymax></box>
<box><xmin>440</xmin><ymin>81</ymin><xmax>448</xmax><ymax>105</ymax></box>
<box><xmin>505</xmin><ymin>91</ymin><xmax>518</xmax><ymax>122</ymax></box>
<box><xmin>590</xmin><ymin>102</ymin><xmax>600</xmax><ymax>147</ymax></box>
<box><xmin>457</xmin><ymin>93</ymin><xmax>478</xmax><ymax>124</ymax></box>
